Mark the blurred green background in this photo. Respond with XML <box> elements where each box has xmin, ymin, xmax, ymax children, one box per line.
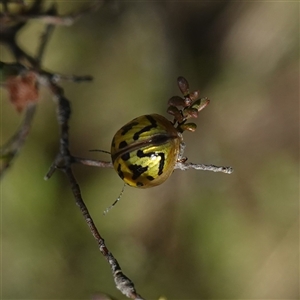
<box><xmin>1</xmin><ymin>1</ymin><xmax>299</xmax><ymax>299</ymax></box>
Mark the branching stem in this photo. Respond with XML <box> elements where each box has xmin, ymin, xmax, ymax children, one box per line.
<box><xmin>0</xmin><ymin>103</ymin><xmax>37</xmax><ymax>177</ymax></box>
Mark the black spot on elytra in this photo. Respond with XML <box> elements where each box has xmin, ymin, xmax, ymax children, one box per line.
<box><xmin>129</xmin><ymin>164</ymin><xmax>148</xmax><ymax>180</ymax></box>
<box><xmin>147</xmin><ymin>175</ymin><xmax>155</xmax><ymax>181</ymax></box>
<box><xmin>119</xmin><ymin>141</ymin><xmax>128</xmax><ymax>149</ymax></box>
<box><xmin>121</xmin><ymin>121</ymin><xmax>139</xmax><ymax>135</ymax></box>
<box><xmin>146</xmin><ymin>115</ymin><xmax>157</xmax><ymax>125</ymax></box>
<box><xmin>137</xmin><ymin>149</ymin><xmax>155</xmax><ymax>158</ymax></box>
<box><xmin>135</xmin><ymin>149</ymin><xmax>165</xmax><ymax>176</ymax></box>
<box><xmin>136</xmin><ymin>150</ymin><xmax>143</xmax><ymax>158</ymax></box>
<box><xmin>136</xmin><ymin>149</ymin><xmax>146</xmax><ymax>158</ymax></box>
<box><xmin>133</xmin><ymin>115</ymin><xmax>157</xmax><ymax>141</ymax></box>
<box><xmin>121</xmin><ymin>152</ymin><xmax>130</xmax><ymax>161</ymax></box>
<box><xmin>158</xmin><ymin>152</ymin><xmax>165</xmax><ymax>175</ymax></box>
<box><xmin>136</xmin><ymin>182</ymin><xmax>144</xmax><ymax>187</ymax></box>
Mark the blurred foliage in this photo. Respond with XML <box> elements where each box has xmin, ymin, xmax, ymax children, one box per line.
<box><xmin>1</xmin><ymin>1</ymin><xmax>299</xmax><ymax>299</ymax></box>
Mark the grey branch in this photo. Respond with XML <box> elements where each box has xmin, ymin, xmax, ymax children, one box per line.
<box><xmin>175</xmin><ymin>161</ymin><xmax>234</xmax><ymax>174</ymax></box>
<box><xmin>74</xmin><ymin>157</ymin><xmax>113</xmax><ymax>168</ymax></box>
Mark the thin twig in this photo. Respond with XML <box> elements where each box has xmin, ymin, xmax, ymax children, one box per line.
<box><xmin>0</xmin><ymin>103</ymin><xmax>37</xmax><ymax>177</ymax></box>
<box><xmin>73</xmin><ymin>156</ymin><xmax>233</xmax><ymax>175</ymax></box>
<box><xmin>175</xmin><ymin>161</ymin><xmax>234</xmax><ymax>174</ymax></box>
<box><xmin>36</xmin><ymin>23</ymin><xmax>55</xmax><ymax>65</ymax></box>
<box><xmin>65</xmin><ymin>167</ymin><xmax>144</xmax><ymax>300</ymax></box>
<box><xmin>50</xmin><ymin>73</ymin><xmax>93</xmax><ymax>84</ymax></box>
<box><xmin>73</xmin><ymin>157</ymin><xmax>112</xmax><ymax>168</ymax></box>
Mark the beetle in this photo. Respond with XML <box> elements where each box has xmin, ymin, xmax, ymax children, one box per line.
<box><xmin>111</xmin><ymin>114</ymin><xmax>183</xmax><ymax>188</ymax></box>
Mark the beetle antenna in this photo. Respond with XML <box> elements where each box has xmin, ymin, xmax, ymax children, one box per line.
<box><xmin>103</xmin><ymin>184</ymin><xmax>126</xmax><ymax>215</ymax></box>
<box><xmin>89</xmin><ymin>149</ymin><xmax>110</xmax><ymax>154</ymax></box>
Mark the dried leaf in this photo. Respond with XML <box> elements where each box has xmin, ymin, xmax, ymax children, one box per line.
<box><xmin>6</xmin><ymin>71</ymin><xmax>39</xmax><ymax>112</ymax></box>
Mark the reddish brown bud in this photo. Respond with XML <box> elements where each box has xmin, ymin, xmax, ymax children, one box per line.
<box><xmin>167</xmin><ymin>105</ymin><xmax>184</xmax><ymax>123</ymax></box>
<box><xmin>189</xmin><ymin>90</ymin><xmax>200</xmax><ymax>101</ymax></box>
<box><xmin>177</xmin><ymin>76</ymin><xmax>189</xmax><ymax>96</ymax></box>
<box><xmin>179</xmin><ymin>123</ymin><xmax>197</xmax><ymax>132</ymax></box>
<box><xmin>183</xmin><ymin>107</ymin><xmax>199</xmax><ymax>119</ymax></box>
<box><xmin>168</xmin><ymin>96</ymin><xmax>186</xmax><ymax>107</ymax></box>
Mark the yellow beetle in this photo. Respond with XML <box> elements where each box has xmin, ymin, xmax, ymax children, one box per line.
<box><xmin>111</xmin><ymin>114</ymin><xmax>183</xmax><ymax>188</ymax></box>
